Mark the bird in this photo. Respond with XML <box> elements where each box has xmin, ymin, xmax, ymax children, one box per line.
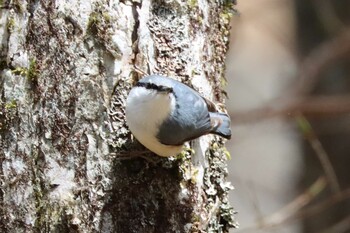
<box><xmin>125</xmin><ymin>75</ymin><xmax>231</xmax><ymax>157</ymax></box>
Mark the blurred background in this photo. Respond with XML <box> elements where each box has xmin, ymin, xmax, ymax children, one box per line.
<box><xmin>225</xmin><ymin>0</ymin><xmax>350</xmax><ymax>232</ymax></box>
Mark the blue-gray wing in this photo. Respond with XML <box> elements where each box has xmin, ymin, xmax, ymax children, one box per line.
<box><xmin>156</xmin><ymin>81</ymin><xmax>212</xmax><ymax>146</ymax></box>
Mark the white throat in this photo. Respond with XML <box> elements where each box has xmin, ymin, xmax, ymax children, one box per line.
<box><xmin>125</xmin><ymin>87</ymin><xmax>181</xmax><ymax>157</ymax></box>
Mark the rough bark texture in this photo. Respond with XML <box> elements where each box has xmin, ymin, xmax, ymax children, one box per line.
<box><xmin>0</xmin><ymin>0</ymin><xmax>237</xmax><ymax>232</ymax></box>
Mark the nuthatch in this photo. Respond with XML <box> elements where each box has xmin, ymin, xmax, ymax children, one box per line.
<box><xmin>125</xmin><ymin>75</ymin><xmax>231</xmax><ymax>157</ymax></box>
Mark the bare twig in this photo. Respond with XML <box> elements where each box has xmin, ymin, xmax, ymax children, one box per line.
<box><xmin>236</xmin><ymin>177</ymin><xmax>327</xmax><ymax>232</ymax></box>
<box><xmin>295</xmin><ymin>188</ymin><xmax>350</xmax><ymax>220</ymax></box>
<box><xmin>319</xmin><ymin>215</ymin><xmax>350</xmax><ymax>233</ymax></box>
<box><xmin>312</xmin><ymin>0</ymin><xmax>346</xmax><ymax>35</ymax></box>
<box><xmin>229</xmin><ymin>31</ymin><xmax>350</xmax><ymax>124</ymax></box>
<box><xmin>230</xmin><ymin>95</ymin><xmax>350</xmax><ymax>124</ymax></box>
<box><xmin>259</xmin><ymin>176</ymin><xmax>327</xmax><ymax>226</ymax></box>
<box><xmin>295</xmin><ymin>113</ymin><xmax>341</xmax><ymax>193</ymax></box>
<box><xmin>237</xmin><ymin>184</ymin><xmax>350</xmax><ymax>233</ymax></box>
<box><xmin>296</xmin><ymin>30</ymin><xmax>350</xmax><ymax>95</ymax></box>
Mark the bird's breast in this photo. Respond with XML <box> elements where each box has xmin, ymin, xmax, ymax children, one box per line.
<box><xmin>125</xmin><ymin>87</ymin><xmax>178</xmax><ymax>156</ymax></box>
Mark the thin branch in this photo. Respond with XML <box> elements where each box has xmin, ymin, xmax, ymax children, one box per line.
<box><xmin>236</xmin><ymin>185</ymin><xmax>350</xmax><ymax>233</ymax></box>
<box><xmin>229</xmin><ymin>28</ymin><xmax>350</xmax><ymax>125</ymax></box>
<box><xmin>259</xmin><ymin>176</ymin><xmax>327</xmax><ymax>226</ymax></box>
<box><xmin>319</xmin><ymin>215</ymin><xmax>350</xmax><ymax>233</ymax></box>
<box><xmin>312</xmin><ymin>0</ymin><xmax>347</xmax><ymax>35</ymax></box>
<box><xmin>236</xmin><ymin>177</ymin><xmax>327</xmax><ymax>233</ymax></box>
<box><xmin>295</xmin><ymin>113</ymin><xmax>341</xmax><ymax>193</ymax></box>
<box><xmin>230</xmin><ymin>95</ymin><xmax>350</xmax><ymax>124</ymax></box>
<box><xmin>294</xmin><ymin>188</ymin><xmax>350</xmax><ymax>220</ymax></box>
<box><xmin>296</xmin><ymin>30</ymin><xmax>350</xmax><ymax>95</ymax></box>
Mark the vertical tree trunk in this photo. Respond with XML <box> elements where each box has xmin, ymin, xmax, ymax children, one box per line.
<box><xmin>0</xmin><ymin>0</ymin><xmax>237</xmax><ymax>232</ymax></box>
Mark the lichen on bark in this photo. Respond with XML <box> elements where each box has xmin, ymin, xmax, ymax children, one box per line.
<box><xmin>0</xmin><ymin>0</ymin><xmax>237</xmax><ymax>232</ymax></box>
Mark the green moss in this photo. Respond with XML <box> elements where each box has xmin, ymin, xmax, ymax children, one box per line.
<box><xmin>210</xmin><ymin>142</ymin><xmax>231</xmax><ymax>160</ymax></box>
<box><xmin>102</xmin><ymin>12</ymin><xmax>111</xmax><ymax>23</ymax></box>
<box><xmin>12</xmin><ymin>0</ymin><xmax>24</xmax><ymax>13</ymax></box>
<box><xmin>220</xmin><ymin>10</ymin><xmax>233</xmax><ymax>25</ymax></box>
<box><xmin>11</xmin><ymin>67</ymin><xmax>27</xmax><ymax>76</ymax></box>
<box><xmin>27</xmin><ymin>58</ymin><xmax>38</xmax><ymax>81</ymax></box>
<box><xmin>5</xmin><ymin>100</ymin><xmax>17</xmax><ymax>109</ymax></box>
<box><xmin>87</xmin><ymin>9</ymin><xmax>111</xmax><ymax>33</ymax></box>
<box><xmin>87</xmin><ymin>11</ymin><xmax>99</xmax><ymax>32</ymax></box>
<box><xmin>0</xmin><ymin>99</ymin><xmax>17</xmax><ymax>132</ymax></box>
<box><xmin>86</xmin><ymin>6</ymin><xmax>122</xmax><ymax>58</ymax></box>
<box><xmin>176</xmin><ymin>147</ymin><xmax>193</xmax><ymax>177</ymax></box>
<box><xmin>176</xmin><ymin>147</ymin><xmax>194</xmax><ymax>161</ymax></box>
<box><xmin>223</xmin><ymin>148</ymin><xmax>231</xmax><ymax>160</ymax></box>
<box><xmin>11</xmin><ymin>58</ymin><xmax>38</xmax><ymax>81</ymax></box>
<box><xmin>31</xmin><ymin>146</ymin><xmax>52</xmax><ymax>231</ymax></box>
<box><xmin>204</xmin><ymin>140</ymin><xmax>238</xmax><ymax>231</ymax></box>
<box><xmin>7</xmin><ymin>16</ymin><xmax>15</xmax><ymax>33</ymax></box>
<box><xmin>220</xmin><ymin>74</ymin><xmax>228</xmax><ymax>87</ymax></box>
<box><xmin>188</xmin><ymin>0</ymin><xmax>198</xmax><ymax>8</ymax></box>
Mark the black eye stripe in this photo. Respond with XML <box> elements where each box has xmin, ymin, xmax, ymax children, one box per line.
<box><xmin>136</xmin><ymin>82</ymin><xmax>173</xmax><ymax>93</ymax></box>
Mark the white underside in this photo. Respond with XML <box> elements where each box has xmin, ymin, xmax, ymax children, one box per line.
<box><xmin>125</xmin><ymin>87</ymin><xmax>182</xmax><ymax>157</ymax></box>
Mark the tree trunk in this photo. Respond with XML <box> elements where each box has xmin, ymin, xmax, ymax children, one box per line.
<box><xmin>0</xmin><ymin>0</ymin><xmax>237</xmax><ymax>232</ymax></box>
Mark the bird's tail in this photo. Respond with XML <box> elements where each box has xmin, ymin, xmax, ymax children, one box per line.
<box><xmin>209</xmin><ymin>112</ymin><xmax>232</xmax><ymax>139</ymax></box>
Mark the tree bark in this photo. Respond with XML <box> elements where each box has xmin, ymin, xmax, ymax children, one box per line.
<box><xmin>0</xmin><ymin>0</ymin><xmax>237</xmax><ymax>232</ymax></box>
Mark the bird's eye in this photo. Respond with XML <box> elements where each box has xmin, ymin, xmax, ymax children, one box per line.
<box><xmin>159</xmin><ymin>86</ymin><xmax>173</xmax><ymax>93</ymax></box>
